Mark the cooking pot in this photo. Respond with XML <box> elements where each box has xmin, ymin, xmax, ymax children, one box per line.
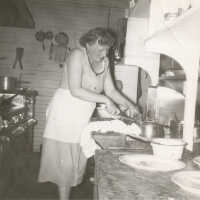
<box><xmin>0</xmin><ymin>76</ymin><xmax>30</xmax><ymax>91</ymax></box>
<box><xmin>140</xmin><ymin>121</ymin><xmax>165</xmax><ymax>139</ymax></box>
<box><xmin>0</xmin><ymin>76</ymin><xmax>19</xmax><ymax>90</ymax></box>
<box><xmin>0</xmin><ymin>76</ymin><xmax>26</xmax><ymax>91</ymax></box>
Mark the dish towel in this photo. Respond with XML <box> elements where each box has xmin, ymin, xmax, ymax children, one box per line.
<box><xmin>80</xmin><ymin>119</ymin><xmax>141</xmax><ymax>158</ymax></box>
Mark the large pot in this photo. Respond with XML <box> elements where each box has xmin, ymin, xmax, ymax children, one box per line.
<box><xmin>0</xmin><ymin>76</ymin><xmax>19</xmax><ymax>90</ymax></box>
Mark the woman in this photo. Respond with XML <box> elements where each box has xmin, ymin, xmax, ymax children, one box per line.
<box><xmin>38</xmin><ymin>27</ymin><xmax>140</xmax><ymax>200</ymax></box>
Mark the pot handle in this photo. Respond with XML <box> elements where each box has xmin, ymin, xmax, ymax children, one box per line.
<box><xmin>126</xmin><ymin>134</ymin><xmax>150</xmax><ymax>143</ymax></box>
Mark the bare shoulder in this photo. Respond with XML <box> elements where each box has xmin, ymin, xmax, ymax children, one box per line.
<box><xmin>68</xmin><ymin>48</ymin><xmax>84</xmax><ymax>59</ymax></box>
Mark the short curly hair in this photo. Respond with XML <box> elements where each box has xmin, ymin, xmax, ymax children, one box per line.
<box><xmin>79</xmin><ymin>27</ymin><xmax>116</xmax><ymax>48</ymax></box>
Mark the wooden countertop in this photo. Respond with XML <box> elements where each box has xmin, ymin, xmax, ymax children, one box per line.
<box><xmin>94</xmin><ymin>147</ymin><xmax>200</xmax><ymax>200</ymax></box>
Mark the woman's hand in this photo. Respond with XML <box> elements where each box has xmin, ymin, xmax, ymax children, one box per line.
<box><xmin>105</xmin><ymin>98</ymin><xmax>120</xmax><ymax>116</ymax></box>
<box><xmin>119</xmin><ymin>102</ymin><xmax>141</xmax><ymax>119</ymax></box>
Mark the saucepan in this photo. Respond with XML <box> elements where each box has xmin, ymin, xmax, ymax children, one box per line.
<box><xmin>140</xmin><ymin>121</ymin><xmax>165</xmax><ymax>140</ymax></box>
<box><xmin>0</xmin><ymin>76</ymin><xmax>29</xmax><ymax>91</ymax></box>
<box><xmin>0</xmin><ymin>76</ymin><xmax>18</xmax><ymax>90</ymax></box>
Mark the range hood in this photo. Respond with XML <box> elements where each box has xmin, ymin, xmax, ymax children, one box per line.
<box><xmin>0</xmin><ymin>0</ymin><xmax>35</xmax><ymax>29</ymax></box>
<box><xmin>125</xmin><ymin>0</ymin><xmax>200</xmax><ymax>151</ymax></box>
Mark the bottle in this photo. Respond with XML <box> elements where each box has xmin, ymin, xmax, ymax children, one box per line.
<box><xmin>169</xmin><ymin>113</ymin><xmax>179</xmax><ymax>138</ymax></box>
<box><xmin>177</xmin><ymin>121</ymin><xmax>183</xmax><ymax>138</ymax></box>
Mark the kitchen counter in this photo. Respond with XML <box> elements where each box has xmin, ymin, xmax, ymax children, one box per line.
<box><xmin>94</xmin><ymin>140</ymin><xmax>200</xmax><ymax>200</ymax></box>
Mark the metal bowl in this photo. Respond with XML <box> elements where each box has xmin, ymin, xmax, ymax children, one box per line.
<box><xmin>140</xmin><ymin>121</ymin><xmax>164</xmax><ymax>139</ymax></box>
<box><xmin>0</xmin><ymin>76</ymin><xmax>19</xmax><ymax>90</ymax></box>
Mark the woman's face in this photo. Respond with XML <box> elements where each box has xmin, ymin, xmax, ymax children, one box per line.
<box><xmin>86</xmin><ymin>40</ymin><xmax>110</xmax><ymax>62</ymax></box>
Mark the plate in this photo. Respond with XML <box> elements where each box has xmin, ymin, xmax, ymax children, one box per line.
<box><xmin>171</xmin><ymin>171</ymin><xmax>200</xmax><ymax>196</ymax></box>
<box><xmin>119</xmin><ymin>154</ymin><xmax>185</xmax><ymax>172</ymax></box>
<box><xmin>193</xmin><ymin>156</ymin><xmax>200</xmax><ymax>167</ymax></box>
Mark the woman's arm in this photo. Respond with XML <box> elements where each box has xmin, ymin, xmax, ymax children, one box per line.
<box><xmin>67</xmin><ymin>49</ymin><xmax>119</xmax><ymax>114</ymax></box>
<box><xmin>104</xmin><ymin>67</ymin><xmax>140</xmax><ymax>117</ymax></box>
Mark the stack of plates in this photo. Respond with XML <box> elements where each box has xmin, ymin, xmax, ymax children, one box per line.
<box><xmin>172</xmin><ymin>171</ymin><xmax>200</xmax><ymax>196</ymax></box>
<box><xmin>119</xmin><ymin>154</ymin><xmax>186</xmax><ymax>172</ymax></box>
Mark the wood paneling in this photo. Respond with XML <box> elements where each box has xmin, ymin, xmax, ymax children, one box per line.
<box><xmin>0</xmin><ymin>0</ymin><xmax>125</xmax><ymax>151</ymax></box>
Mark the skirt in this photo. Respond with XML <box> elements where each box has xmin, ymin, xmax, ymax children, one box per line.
<box><xmin>38</xmin><ymin>138</ymin><xmax>87</xmax><ymax>187</ymax></box>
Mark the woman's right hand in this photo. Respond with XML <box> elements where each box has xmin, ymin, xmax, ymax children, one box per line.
<box><xmin>105</xmin><ymin>98</ymin><xmax>120</xmax><ymax>116</ymax></box>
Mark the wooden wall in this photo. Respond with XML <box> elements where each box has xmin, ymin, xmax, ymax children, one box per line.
<box><xmin>0</xmin><ymin>0</ymin><xmax>127</xmax><ymax>151</ymax></box>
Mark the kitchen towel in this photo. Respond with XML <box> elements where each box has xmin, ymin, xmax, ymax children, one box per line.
<box><xmin>80</xmin><ymin>119</ymin><xmax>141</xmax><ymax>158</ymax></box>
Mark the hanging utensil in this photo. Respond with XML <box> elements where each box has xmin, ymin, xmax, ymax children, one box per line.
<box><xmin>53</xmin><ymin>32</ymin><xmax>70</xmax><ymax>67</ymax></box>
<box><xmin>12</xmin><ymin>47</ymin><xmax>24</xmax><ymax>70</ymax></box>
<box><xmin>55</xmin><ymin>32</ymin><xmax>69</xmax><ymax>47</ymax></box>
<box><xmin>35</xmin><ymin>30</ymin><xmax>46</xmax><ymax>51</ymax></box>
<box><xmin>45</xmin><ymin>31</ymin><xmax>54</xmax><ymax>60</ymax></box>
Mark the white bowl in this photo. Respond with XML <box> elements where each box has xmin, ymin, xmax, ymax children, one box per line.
<box><xmin>151</xmin><ymin>138</ymin><xmax>186</xmax><ymax>160</ymax></box>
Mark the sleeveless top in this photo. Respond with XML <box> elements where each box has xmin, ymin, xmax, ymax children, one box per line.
<box><xmin>43</xmin><ymin>48</ymin><xmax>110</xmax><ymax>143</ymax></box>
<box><xmin>60</xmin><ymin>47</ymin><xmax>109</xmax><ymax>94</ymax></box>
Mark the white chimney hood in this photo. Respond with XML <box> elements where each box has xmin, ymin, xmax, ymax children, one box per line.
<box><xmin>124</xmin><ymin>0</ymin><xmax>200</xmax><ymax>151</ymax></box>
<box><xmin>124</xmin><ymin>0</ymin><xmax>160</xmax><ymax>86</ymax></box>
<box><xmin>124</xmin><ymin>17</ymin><xmax>160</xmax><ymax>86</ymax></box>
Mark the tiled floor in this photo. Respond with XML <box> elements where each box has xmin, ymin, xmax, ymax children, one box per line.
<box><xmin>2</xmin><ymin>153</ymin><xmax>94</xmax><ymax>200</ymax></box>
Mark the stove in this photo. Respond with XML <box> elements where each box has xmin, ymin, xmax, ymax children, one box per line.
<box><xmin>0</xmin><ymin>89</ymin><xmax>38</xmax><ymax>197</ymax></box>
<box><xmin>0</xmin><ymin>89</ymin><xmax>38</xmax><ymax>145</ymax></box>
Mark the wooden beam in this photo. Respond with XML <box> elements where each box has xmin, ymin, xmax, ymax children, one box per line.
<box><xmin>0</xmin><ymin>0</ymin><xmax>35</xmax><ymax>28</ymax></box>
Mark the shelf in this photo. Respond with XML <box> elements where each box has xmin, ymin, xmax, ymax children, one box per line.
<box><xmin>159</xmin><ymin>74</ymin><xmax>186</xmax><ymax>81</ymax></box>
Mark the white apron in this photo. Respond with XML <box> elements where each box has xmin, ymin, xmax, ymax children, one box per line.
<box><xmin>43</xmin><ymin>88</ymin><xmax>96</xmax><ymax>143</ymax></box>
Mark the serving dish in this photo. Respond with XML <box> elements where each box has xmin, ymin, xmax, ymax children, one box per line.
<box><xmin>151</xmin><ymin>138</ymin><xmax>186</xmax><ymax>160</ymax></box>
<box><xmin>119</xmin><ymin>154</ymin><xmax>185</xmax><ymax>172</ymax></box>
<box><xmin>172</xmin><ymin>171</ymin><xmax>200</xmax><ymax>196</ymax></box>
